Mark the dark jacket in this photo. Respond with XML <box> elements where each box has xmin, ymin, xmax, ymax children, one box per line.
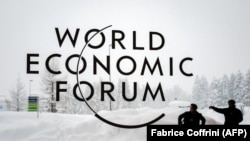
<box><xmin>178</xmin><ymin>111</ymin><xmax>206</xmax><ymax>126</ymax></box>
<box><xmin>210</xmin><ymin>106</ymin><xmax>243</xmax><ymax>126</ymax></box>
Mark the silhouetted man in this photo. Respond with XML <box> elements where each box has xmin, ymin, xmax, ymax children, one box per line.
<box><xmin>178</xmin><ymin>103</ymin><xmax>206</xmax><ymax>126</ymax></box>
<box><xmin>209</xmin><ymin>99</ymin><xmax>243</xmax><ymax>126</ymax></box>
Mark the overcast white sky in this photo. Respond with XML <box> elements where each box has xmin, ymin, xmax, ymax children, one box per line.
<box><xmin>1</xmin><ymin>0</ymin><xmax>250</xmax><ymax>97</ymax></box>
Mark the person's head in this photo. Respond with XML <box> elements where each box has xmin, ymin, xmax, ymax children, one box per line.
<box><xmin>190</xmin><ymin>103</ymin><xmax>198</xmax><ymax>113</ymax></box>
<box><xmin>228</xmin><ymin>99</ymin><xmax>236</xmax><ymax>108</ymax></box>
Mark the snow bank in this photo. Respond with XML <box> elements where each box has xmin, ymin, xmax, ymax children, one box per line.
<box><xmin>0</xmin><ymin>107</ymin><xmax>248</xmax><ymax>141</ymax></box>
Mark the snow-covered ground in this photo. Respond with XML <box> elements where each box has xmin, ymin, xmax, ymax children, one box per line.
<box><xmin>0</xmin><ymin>106</ymin><xmax>249</xmax><ymax>141</ymax></box>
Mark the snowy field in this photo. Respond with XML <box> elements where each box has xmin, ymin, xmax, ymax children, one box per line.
<box><xmin>0</xmin><ymin>107</ymin><xmax>249</xmax><ymax>141</ymax></box>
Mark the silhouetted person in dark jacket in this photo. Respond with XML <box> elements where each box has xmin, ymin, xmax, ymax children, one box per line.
<box><xmin>209</xmin><ymin>99</ymin><xmax>243</xmax><ymax>126</ymax></box>
<box><xmin>178</xmin><ymin>103</ymin><xmax>206</xmax><ymax>126</ymax></box>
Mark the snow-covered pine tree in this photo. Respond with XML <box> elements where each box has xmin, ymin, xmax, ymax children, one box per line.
<box><xmin>242</xmin><ymin>70</ymin><xmax>250</xmax><ymax>106</ymax></box>
<box><xmin>233</xmin><ymin>71</ymin><xmax>244</xmax><ymax>103</ymax></box>
<box><xmin>72</xmin><ymin>82</ymin><xmax>92</xmax><ymax>114</ymax></box>
<box><xmin>40</xmin><ymin>57</ymin><xmax>65</xmax><ymax>113</ymax></box>
<box><xmin>88</xmin><ymin>80</ymin><xmax>109</xmax><ymax>112</ymax></box>
<box><xmin>192</xmin><ymin>76</ymin><xmax>201</xmax><ymax>105</ymax></box>
<box><xmin>207</xmin><ymin>78</ymin><xmax>221</xmax><ymax>106</ymax></box>
<box><xmin>216</xmin><ymin>77</ymin><xmax>224</xmax><ymax>106</ymax></box>
<box><xmin>10</xmin><ymin>75</ymin><xmax>27</xmax><ymax>111</ymax></box>
<box><xmin>228</xmin><ymin>73</ymin><xmax>236</xmax><ymax>99</ymax></box>
<box><xmin>62</xmin><ymin>83</ymin><xmax>74</xmax><ymax>114</ymax></box>
<box><xmin>192</xmin><ymin>75</ymin><xmax>209</xmax><ymax>108</ymax></box>
<box><xmin>221</xmin><ymin>75</ymin><xmax>230</xmax><ymax>105</ymax></box>
<box><xmin>199</xmin><ymin>76</ymin><xmax>209</xmax><ymax>108</ymax></box>
<box><xmin>56</xmin><ymin>79</ymin><xmax>75</xmax><ymax>114</ymax></box>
